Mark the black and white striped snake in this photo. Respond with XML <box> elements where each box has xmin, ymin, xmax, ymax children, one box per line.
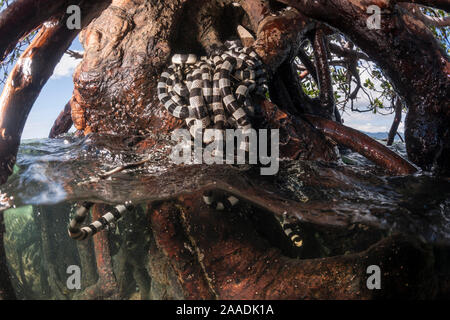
<box><xmin>67</xmin><ymin>42</ymin><xmax>301</xmax><ymax>246</ymax></box>
<box><xmin>68</xmin><ymin>198</ymin><xmax>303</xmax><ymax>248</ymax></box>
<box><xmin>157</xmin><ymin>41</ymin><xmax>269</xmax><ymax>151</ymax></box>
<box><xmin>277</xmin><ymin>215</ymin><xmax>303</xmax><ymax>248</ymax></box>
<box><xmin>67</xmin><ymin>196</ymin><xmax>241</xmax><ymax>241</ymax></box>
<box><xmin>68</xmin><ymin>201</ymin><xmax>134</xmax><ymax>240</ymax></box>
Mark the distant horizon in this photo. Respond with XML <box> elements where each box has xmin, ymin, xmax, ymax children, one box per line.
<box><xmin>19</xmin><ymin>129</ymin><xmax>404</xmax><ymax>143</ymax></box>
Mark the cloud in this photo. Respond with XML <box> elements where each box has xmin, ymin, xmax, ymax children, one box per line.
<box><xmin>342</xmin><ymin>109</ymin><xmax>406</xmax><ymax>133</ymax></box>
<box><xmin>349</xmin><ymin>122</ymin><xmax>388</xmax><ymax>133</ymax></box>
<box><xmin>51</xmin><ymin>52</ymin><xmax>83</xmax><ymax>79</ymax></box>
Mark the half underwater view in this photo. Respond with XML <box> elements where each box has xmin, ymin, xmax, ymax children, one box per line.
<box><xmin>0</xmin><ymin>0</ymin><xmax>449</xmax><ymax>302</ymax></box>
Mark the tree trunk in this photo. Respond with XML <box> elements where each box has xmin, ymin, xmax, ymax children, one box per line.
<box><xmin>75</xmin><ymin>204</ymin><xmax>120</xmax><ymax>300</ymax></box>
<box><xmin>148</xmin><ymin>194</ymin><xmax>441</xmax><ymax>299</ymax></box>
<box><xmin>304</xmin><ymin>115</ymin><xmax>417</xmax><ymax>175</ymax></box>
<box><xmin>387</xmin><ymin>99</ymin><xmax>403</xmax><ymax>146</ymax></box>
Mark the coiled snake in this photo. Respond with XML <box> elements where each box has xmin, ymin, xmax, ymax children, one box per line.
<box><xmin>68</xmin><ymin>41</ymin><xmax>302</xmax><ymax>247</ymax></box>
<box><xmin>157</xmin><ymin>41</ymin><xmax>268</xmax><ymax>150</ymax></box>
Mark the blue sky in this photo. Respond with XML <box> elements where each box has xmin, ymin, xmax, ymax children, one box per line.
<box><xmin>0</xmin><ymin>37</ymin><xmax>402</xmax><ymax>140</ymax></box>
<box><xmin>0</xmin><ymin>38</ymin><xmax>83</xmax><ymax>139</ymax></box>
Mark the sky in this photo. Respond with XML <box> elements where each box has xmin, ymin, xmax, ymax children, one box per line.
<box><xmin>0</xmin><ymin>37</ymin><xmax>403</xmax><ymax>140</ymax></box>
<box><xmin>0</xmin><ymin>38</ymin><xmax>83</xmax><ymax>140</ymax></box>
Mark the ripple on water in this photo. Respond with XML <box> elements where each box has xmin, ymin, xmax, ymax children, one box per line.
<box><xmin>1</xmin><ymin>133</ymin><xmax>449</xmax><ymax>245</ymax></box>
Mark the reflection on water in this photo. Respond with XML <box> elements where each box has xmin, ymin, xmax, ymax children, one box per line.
<box><xmin>0</xmin><ymin>133</ymin><xmax>449</xmax><ymax>299</ymax></box>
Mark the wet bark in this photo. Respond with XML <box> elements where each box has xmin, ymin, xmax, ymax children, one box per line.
<box><xmin>75</xmin><ymin>204</ymin><xmax>120</xmax><ymax>300</ymax></box>
<box><xmin>259</xmin><ymin>100</ymin><xmax>337</xmax><ymax>161</ymax></box>
<box><xmin>311</xmin><ymin>26</ymin><xmax>335</xmax><ymax>120</ymax></box>
<box><xmin>32</xmin><ymin>209</ymin><xmax>51</xmax><ymax>298</ymax></box>
<box><xmin>149</xmin><ymin>195</ymin><xmax>441</xmax><ymax>299</ymax></box>
<box><xmin>387</xmin><ymin>99</ymin><xmax>403</xmax><ymax>146</ymax></box>
<box><xmin>39</xmin><ymin>209</ymin><xmax>67</xmax><ymax>300</ymax></box>
<box><xmin>76</xmin><ymin>237</ymin><xmax>98</xmax><ymax>290</ymax></box>
<box><xmin>305</xmin><ymin>115</ymin><xmax>418</xmax><ymax>175</ymax></box>
<box><xmin>49</xmin><ymin>100</ymin><xmax>73</xmax><ymax>138</ymax></box>
<box><xmin>70</xmin><ymin>0</ymin><xmax>186</xmax><ymax>136</ymax></box>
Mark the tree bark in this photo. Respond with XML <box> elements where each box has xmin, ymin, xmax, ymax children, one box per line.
<box><xmin>305</xmin><ymin>115</ymin><xmax>417</xmax><ymax>175</ymax></box>
<box><xmin>39</xmin><ymin>209</ymin><xmax>67</xmax><ymax>300</ymax></box>
<box><xmin>259</xmin><ymin>99</ymin><xmax>337</xmax><ymax>161</ymax></box>
<box><xmin>0</xmin><ymin>0</ymin><xmax>72</xmax><ymax>61</ymax></box>
<box><xmin>398</xmin><ymin>0</ymin><xmax>450</xmax><ymax>11</ymax></box>
<box><xmin>311</xmin><ymin>26</ymin><xmax>335</xmax><ymax>120</ymax></box>
<box><xmin>76</xmin><ymin>204</ymin><xmax>120</xmax><ymax>300</ymax></box>
<box><xmin>149</xmin><ymin>195</ymin><xmax>440</xmax><ymax>299</ymax></box>
<box><xmin>387</xmin><ymin>98</ymin><xmax>403</xmax><ymax>146</ymax></box>
<box><xmin>49</xmin><ymin>100</ymin><xmax>73</xmax><ymax>138</ymax></box>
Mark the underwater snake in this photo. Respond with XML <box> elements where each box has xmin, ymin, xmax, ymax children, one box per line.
<box><xmin>68</xmin><ymin>198</ymin><xmax>303</xmax><ymax>247</ymax></box>
<box><xmin>68</xmin><ymin>41</ymin><xmax>301</xmax><ymax>246</ymax></box>
<box><xmin>68</xmin><ymin>201</ymin><xmax>134</xmax><ymax>240</ymax></box>
<box><xmin>67</xmin><ymin>196</ymin><xmax>242</xmax><ymax>241</ymax></box>
<box><xmin>277</xmin><ymin>216</ymin><xmax>303</xmax><ymax>247</ymax></box>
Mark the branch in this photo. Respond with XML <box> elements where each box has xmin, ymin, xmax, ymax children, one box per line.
<box><xmin>0</xmin><ymin>0</ymin><xmax>71</xmax><ymax>61</ymax></box>
<box><xmin>401</xmin><ymin>4</ymin><xmax>450</xmax><ymax>27</ymax></box>
<box><xmin>328</xmin><ymin>43</ymin><xmax>374</xmax><ymax>62</ymax></box>
<box><xmin>65</xmin><ymin>49</ymin><xmax>84</xmax><ymax>59</ymax></box>
<box><xmin>48</xmin><ymin>100</ymin><xmax>73</xmax><ymax>138</ymax></box>
<box><xmin>387</xmin><ymin>98</ymin><xmax>403</xmax><ymax>146</ymax></box>
<box><xmin>297</xmin><ymin>48</ymin><xmax>318</xmax><ymax>84</ymax></box>
<box><xmin>398</xmin><ymin>0</ymin><xmax>450</xmax><ymax>11</ymax></box>
<box><xmin>276</xmin><ymin>0</ymin><xmax>449</xmax><ymax>172</ymax></box>
<box><xmin>312</xmin><ymin>26</ymin><xmax>335</xmax><ymax>119</ymax></box>
<box><xmin>304</xmin><ymin>115</ymin><xmax>418</xmax><ymax>175</ymax></box>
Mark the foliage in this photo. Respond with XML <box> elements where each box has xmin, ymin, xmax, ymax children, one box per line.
<box><xmin>294</xmin><ymin>7</ymin><xmax>448</xmax><ymax>118</ymax></box>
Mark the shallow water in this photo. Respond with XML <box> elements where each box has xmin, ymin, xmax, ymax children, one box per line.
<box><xmin>1</xmin><ymin>133</ymin><xmax>449</xmax><ymax>299</ymax></box>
